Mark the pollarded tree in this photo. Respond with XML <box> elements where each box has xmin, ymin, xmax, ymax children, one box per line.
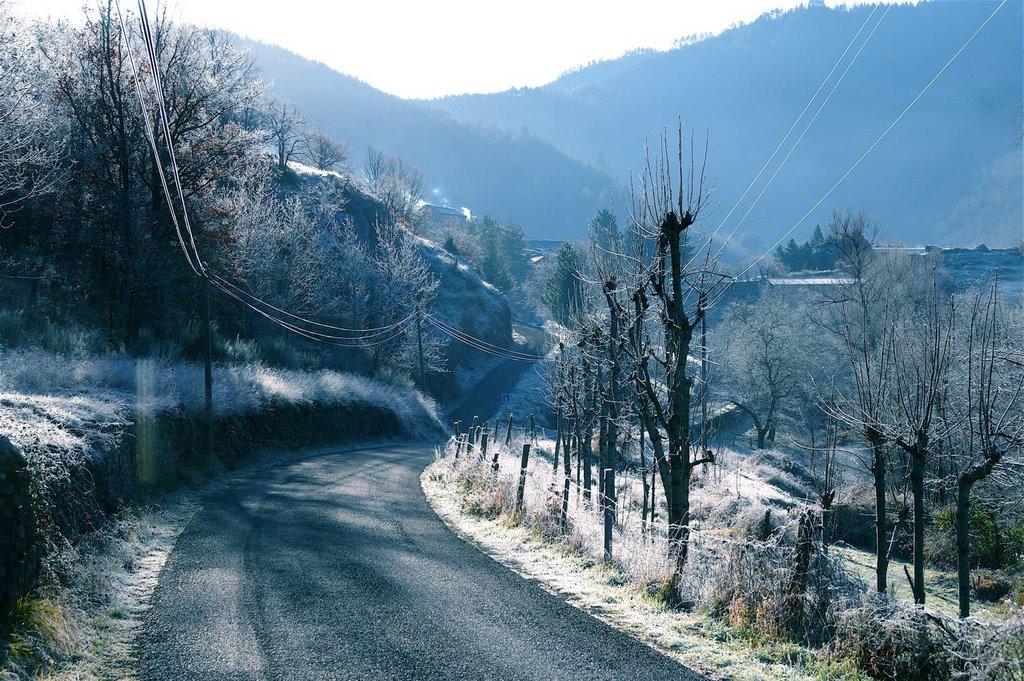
<box><xmin>624</xmin><ymin>129</ymin><xmax>717</xmax><ymax>575</ymax></box>
<box><xmin>819</xmin><ymin>211</ymin><xmax>933</xmax><ymax>594</ymax></box>
<box><xmin>878</xmin><ymin>283</ymin><xmax>954</xmax><ymax>606</ymax></box>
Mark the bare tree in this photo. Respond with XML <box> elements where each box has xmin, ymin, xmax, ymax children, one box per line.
<box><xmin>714</xmin><ymin>289</ymin><xmax>801</xmax><ymax>449</ymax></box>
<box><xmin>264</xmin><ymin>98</ymin><xmax>305</xmax><ymax>170</ymax></box>
<box><xmin>0</xmin><ymin>3</ymin><xmax>62</xmax><ymax>223</ymax></box>
<box><xmin>303</xmin><ymin>129</ymin><xmax>347</xmax><ymax>172</ymax></box>
<box><xmin>885</xmin><ymin>284</ymin><xmax>954</xmax><ymax>605</ymax></box>
<box><xmin>942</xmin><ymin>288</ymin><xmax>1023</xmax><ymax>618</ymax></box>
<box><xmin>362</xmin><ymin>145</ymin><xmax>425</xmax><ymax>228</ymax></box>
<box><xmin>820</xmin><ymin>212</ymin><xmax>895</xmax><ymax>594</ymax></box>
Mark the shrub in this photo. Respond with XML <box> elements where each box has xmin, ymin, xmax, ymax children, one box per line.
<box><xmin>260</xmin><ymin>338</ymin><xmax>316</xmax><ymax>369</ymax></box>
<box><xmin>835</xmin><ymin>594</ymin><xmax>952</xmax><ymax>680</ymax></box>
<box><xmin>972</xmin><ymin>570</ymin><xmax>1014</xmax><ymax>603</ymax></box>
<box><xmin>132</xmin><ymin>327</ymin><xmax>183</xmax><ymax>361</ymax></box>
<box><xmin>220</xmin><ymin>336</ymin><xmax>262</xmax><ymax>365</ymax></box>
<box><xmin>36</xmin><ymin>320</ymin><xmax>104</xmax><ymax>357</ymax></box>
<box><xmin>930</xmin><ymin>505</ymin><xmax>1024</xmax><ymax>571</ymax></box>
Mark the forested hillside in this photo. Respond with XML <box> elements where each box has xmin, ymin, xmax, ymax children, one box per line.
<box><xmin>0</xmin><ymin>1</ymin><xmax>522</xmax><ymax>391</ymax></box>
<box><xmin>246</xmin><ymin>40</ymin><xmax>616</xmax><ymax>239</ymax></box>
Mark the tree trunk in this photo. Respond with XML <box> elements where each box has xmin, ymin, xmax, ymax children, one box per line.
<box><xmin>872</xmin><ymin>443</ymin><xmax>889</xmax><ymax>593</ymax></box>
<box><xmin>956</xmin><ymin>478</ymin><xmax>972</xmax><ymax>619</ymax></box>
<box><xmin>640</xmin><ymin>428</ymin><xmax>650</xmax><ymax>534</ymax></box>
<box><xmin>603</xmin><ymin>466</ymin><xmax>615</xmax><ymax>562</ymax></box>
<box><xmin>560</xmin><ymin>430</ymin><xmax>571</xmax><ymax>531</ymax></box>
<box><xmin>552</xmin><ymin>409</ymin><xmax>562</xmax><ymax>473</ymax></box>
<box><xmin>910</xmin><ymin>438</ymin><xmax>926</xmax><ymax>605</ymax></box>
<box><xmin>581</xmin><ymin>424</ymin><xmax>593</xmax><ymax>506</ymax></box>
<box><xmin>668</xmin><ymin>456</ymin><xmax>691</xmax><ymax>571</ymax></box>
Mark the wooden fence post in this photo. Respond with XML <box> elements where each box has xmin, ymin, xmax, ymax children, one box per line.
<box><xmin>516</xmin><ymin>443</ymin><xmax>531</xmax><ymax>514</ymax></box>
<box><xmin>603</xmin><ymin>467</ymin><xmax>615</xmax><ymax>563</ymax></box>
<box><xmin>505</xmin><ymin>413</ymin><xmax>514</xmax><ymax>447</ymax></box>
<box><xmin>480</xmin><ymin>430</ymin><xmax>489</xmax><ymax>463</ymax></box>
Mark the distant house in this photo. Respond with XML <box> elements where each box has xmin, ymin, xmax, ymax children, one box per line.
<box><xmin>418</xmin><ymin>203</ymin><xmax>468</xmax><ymax>232</ymax></box>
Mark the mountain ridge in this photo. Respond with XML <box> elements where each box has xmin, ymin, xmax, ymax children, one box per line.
<box><xmin>249</xmin><ymin>1</ymin><xmax>1022</xmax><ymax>251</ymax></box>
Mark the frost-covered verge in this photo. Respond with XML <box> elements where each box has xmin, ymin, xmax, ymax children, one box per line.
<box><xmin>0</xmin><ymin>349</ymin><xmax>443</xmax><ymax>678</ymax></box>
<box><xmin>423</xmin><ymin>437</ymin><xmax>1024</xmax><ymax>681</ymax></box>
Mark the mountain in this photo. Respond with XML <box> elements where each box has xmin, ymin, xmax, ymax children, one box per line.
<box><xmin>246</xmin><ymin>41</ymin><xmax>616</xmax><ymax>239</ymax></box>
<box><xmin>425</xmin><ymin>1</ymin><xmax>1023</xmax><ymax>253</ymax></box>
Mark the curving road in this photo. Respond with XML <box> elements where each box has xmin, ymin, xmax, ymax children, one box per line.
<box><xmin>139</xmin><ymin>444</ymin><xmax>703</xmax><ymax>680</ymax></box>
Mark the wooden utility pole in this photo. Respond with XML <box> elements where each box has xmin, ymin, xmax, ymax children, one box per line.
<box><xmin>203</xmin><ymin>272</ymin><xmax>214</xmax><ymax>460</ymax></box>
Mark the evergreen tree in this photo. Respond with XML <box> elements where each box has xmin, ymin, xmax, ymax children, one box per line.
<box><xmin>543</xmin><ymin>243</ymin><xmax>585</xmax><ymax>325</ymax></box>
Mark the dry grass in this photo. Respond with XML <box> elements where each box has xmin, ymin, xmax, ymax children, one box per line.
<box><xmin>1</xmin><ymin>494</ymin><xmax>198</xmax><ymax>680</ymax></box>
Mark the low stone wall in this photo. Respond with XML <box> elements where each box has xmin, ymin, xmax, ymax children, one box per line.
<box><xmin>0</xmin><ymin>436</ymin><xmax>39</xmax><ymax>618</ymax></box>
<box><xmin>1</xmin><ymin>398</ymin><xmax>433</xmax><ymax>618</ymax></box>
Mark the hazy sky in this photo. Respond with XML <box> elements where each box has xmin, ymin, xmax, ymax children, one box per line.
<box><xmin>13</xmin><ymin>0</ymin><xmax>906</xmax><ymax>99</ymax></box>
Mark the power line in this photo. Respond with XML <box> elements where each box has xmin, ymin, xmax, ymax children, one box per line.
<box><xmin>114</xmin><ymin>0</ymin><xmax>202</xmax><ymax>277</ymax></box>
<box><xmin>682</xmin><ymin>3</ymin><xmax>883</xmax><ymax>271</ymax></box>
<box><xmin>208</xmin><ymin>272</ymin><xmax>416</xmax><ymax>336</ymax></box>
<box><xmin>116</xmin><ymin>0</ymin><xmax>427</xmax><ymax>347</ymax></box>
<box><xmin>710</xmin><ymin>3</ymin><xmax>892</xmax><ymax>262</ymax></box>
<box><xmin>134</xmin><ymin>0</ymin><xmax>205</xmax><ymax>275</ymax></box>
<box><xmin>424</xmin><ymin>313</ymin><xmax>546</xmax><ymax>362</ymax></box>
<box><xmin>425</xmin><ymin>316</ymin><xmax>544</xmax><ymax>362</ymax></box>
<box><xmin>713</xmin><ymin>0</ymin><xmax>1008</xmax><ymax>307</ymax></box>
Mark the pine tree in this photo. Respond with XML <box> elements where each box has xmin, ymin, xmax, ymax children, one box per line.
<box><xmin>543</xmin><ymin>243</ymin><xmax>585</xmax><ymax>325</ymax></box>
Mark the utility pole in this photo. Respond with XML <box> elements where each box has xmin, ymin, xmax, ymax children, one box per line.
<box><xmin>203</xmin><ymin>270</ymin><xmax>214</xmax><ymax>460</ymax></box>
<box><xmin>416</xmin><ymin>308</ymin><xmax>425</xmax><ymax>389</ymax></box>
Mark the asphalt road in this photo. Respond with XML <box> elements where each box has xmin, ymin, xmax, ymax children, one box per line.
<box><xmin>139</xmin><ymin>444</ymin><xmax>704</xmax><ymax>680</ymax></box>
<box><xmin>449</xmin><ymin>359</ymin><xmax>537</xmax><ymax>428</ymax></box>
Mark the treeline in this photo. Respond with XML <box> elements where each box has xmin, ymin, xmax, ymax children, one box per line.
<box><xmin>773</xmin><ymin>224</ymin><xmax>849</xmax><ymax>272</ymax></box>
<box><xmin>0</xmin><ymin>2</ymin><xmax>439</xmax><ymax>378</ymax></box>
